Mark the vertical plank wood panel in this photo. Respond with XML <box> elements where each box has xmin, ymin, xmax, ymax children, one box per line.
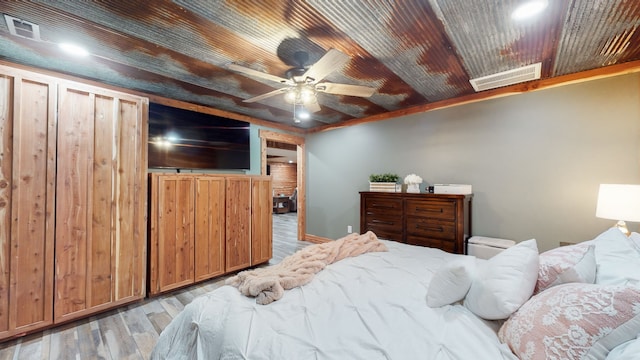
<box><xmin>134</xmin><ymin>99</ymin><xmax>148</xmax><ymax>299</ymax></box>
<box><xmin>225</xmin><ymin>177</ymin><xmax>251</xmax><ymax>272</ymax></box>
<box><xmin>175</xmin><ymin>178</ymin><xmax>194</xmax><ymax>285</ymax></box>
<box><xmin>89</xmin><ymin>95</ymin><xmax>114</xmax><ymax>308</ymax></box>
<box><xmin>10</xmin><ymin>77</ymin><xmax>55</xmax><ymax>330</ymax></box>
<box><xmin>158</xmin><ymin>177</ymin><xmax>177</xmax><ymax>289</ymax></box>
<box><xmin>0</xmin><ymin>75</ymin><xmax>11</xmax><ymax>333</ymax></box>
<box><xmin>55</xmin><ymin>86</ymin><xmax>93</xmax><ymax>319</ymax></box>
<box><xmin>194</xmin><ymin>177</ymin><xmax>225</xmax><ymax>281</ymax></box>
<box><xmin>114</xmin><ymin>99</ymin><xmax>141</xmax><ymax>301</ymax></box>
<box><xmin>149</xmin><ymin>174</ymin><xmax>160</xmax><ymax>294</ymax></box>
<box><xmin>157</xmin><ymin>176</ymin><xmax>194</xmax><ymax>292</ymax></box>
<box><xmin>251</xmin><ymin>176</ymin><xmax>272</xmax><ymax>265</ymax></box>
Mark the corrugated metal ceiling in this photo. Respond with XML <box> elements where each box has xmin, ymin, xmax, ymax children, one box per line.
<box><xmin>0</xmin><ymin>0</ymin><xmax>638</xmax><ymax>131</ymax></box>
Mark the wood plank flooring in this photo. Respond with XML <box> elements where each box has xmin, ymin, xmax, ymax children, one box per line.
<box><xmin>0</xmin><ymin>212</ymin><xmax>308</xmax><ymax>360</ymax></box>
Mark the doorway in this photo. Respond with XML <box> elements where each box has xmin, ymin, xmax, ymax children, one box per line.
<box><xmin>259</xmin><ymin>130</ymin><xmax>305</xmax><ymax>241</ymax></box>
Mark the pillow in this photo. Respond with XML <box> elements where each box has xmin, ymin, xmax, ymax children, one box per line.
<box><xmin>593</xmin><ymin>228</ymin><xmax>640</xmax><ymax>286</ymax></box>
<box><xmin>499</xmin><ymin>283</ymin><xmax>640</xmax><ymax>360</ymax></box>
<box><xmin>629</xmin><ymin>232</ymin><xmax>640</xmax><ymax>253</ymax></box>
<box><xmin>463</xmin><ymin>239</ymin><xmax>539</xmax><ymax>320</ymax></box>
<box><xmin>535</xmin><ymin>243</ymin><xmax>596</xmax><ymax>294</ymax></box>
<box><xmin>426</xmin><ymin>256</ymin><xmax>476</xmax><ymax>307</ymax></box>
<box><xmin>606</xmin><ymin>336</ymin><xmax>640</xmax><ymax>360</ymax></box>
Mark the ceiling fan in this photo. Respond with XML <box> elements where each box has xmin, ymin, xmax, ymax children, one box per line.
<box><xmin>228</xmin><ymin>49</ymin><xmax>376</xmax><ymax>115</ymax></box>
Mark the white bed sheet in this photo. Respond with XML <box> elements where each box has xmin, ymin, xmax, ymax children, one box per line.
<box><xmin>151</xmin><ymin>240</ymin><xmax>517</xmax><ymax>360</ymax></box>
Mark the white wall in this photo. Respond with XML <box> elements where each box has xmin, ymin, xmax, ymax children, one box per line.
<box><xmin>306</xmin><ymin>73</ymin><xmax>640</xmax><ymax>251</ymax></box>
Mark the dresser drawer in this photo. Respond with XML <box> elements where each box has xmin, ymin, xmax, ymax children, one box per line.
<box><xmin>406</xmin><ymin>217</ymin><xmax>456</xmax><ymax>240</ymax></box>
<box><xmin>407</xmin><ymin>235</ymin><xmax>456</xmax><ymax>253</ymax></box>
<box><xmin>364</xmin><ymin>196</ymin><xmax>402</xmax><ymax>217</ymax></box>
<box><xmin>363</xmin><ymin>215</ymin><xmax>402</xmax><ymax>242</ymax></box>
<box><xmin>405</xmin><ymin>199</ymin><xmax>455</xmax><ymax>220</ymax></box>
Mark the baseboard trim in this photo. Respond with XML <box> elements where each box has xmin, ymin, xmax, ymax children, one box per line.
<box><xmin>304</xmin><ymin>234</ymin><xmax>332</xmax><ymax>243</ymax></box>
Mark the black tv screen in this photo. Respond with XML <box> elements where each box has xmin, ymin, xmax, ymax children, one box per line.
<box><xmin>148</xmin><ymin>103</ymin><xmax>250</xmax><ymax>170</ymax></box>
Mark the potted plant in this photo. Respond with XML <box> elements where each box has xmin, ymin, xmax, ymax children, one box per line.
<box><xmin>369</xmin><ymin>173</ymin><xmax>400</xmax><ymax>192</ymax></box>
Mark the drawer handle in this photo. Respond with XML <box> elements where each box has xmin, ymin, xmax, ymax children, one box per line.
<box><xmin>416</xmin><ymin>224</ymin><xmax>444</xmax><ymax>232</ymax></box>
<box><xmin>372</xmin><ymin>219</ymin><xmax>394</xmax><ymax>225</ymax></box>
<box><xmin>371</xmin><ymin>204</ymin><xmax>395</xmax><ymax>209</ymax></box>
<box><xmin>416</xmin><ymin>207</ymin><xmax>443</xmax><ymax>213</ymax></box>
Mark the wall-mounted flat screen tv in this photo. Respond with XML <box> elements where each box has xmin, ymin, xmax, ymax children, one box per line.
<box><xmin>148</xmin><ymin>103</ymin><xmax>250</xmax><ymax>170</ymax></box>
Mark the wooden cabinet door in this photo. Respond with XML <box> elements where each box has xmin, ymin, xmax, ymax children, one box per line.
<box><xmin>194</xmin><ymin>176</ymin><xmax>225</xmax><ymax>281</ymax></box>
<box><xmin>54</xmin><ymin>83</ymin><xmax>146</xmax><ymax>321</ymax></box>
<box><xmin>149</xmin><ymin>174</ymin><xmax>195</xmax><ymax>295</ymax></box>
<box><xmin>251</xmin><ymin>176</ymin><xmax>272</xmax><ymax>266</ymax></box>
<box><xmin>0</xmin><ymin>72</ymin><xmax>56</xmax><ymax>339</ymax></box>
<box><xmin>225</xmin><ymin>177</ymin><xmax>251</xmax><ymax>272</ymax></box>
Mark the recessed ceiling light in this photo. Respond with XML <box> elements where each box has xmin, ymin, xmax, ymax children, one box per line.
<box><xmin>59</xmin><ymin>43</ymin><xmax>89</xmax><ymax>57</ymax></box>
<box><xmin>512</xmin><ymin>0</ymin><xmax>548</xmax><ymax>21</ymax></box>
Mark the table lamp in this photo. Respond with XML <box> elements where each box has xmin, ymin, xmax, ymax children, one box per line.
<box><xmin>596</xmin><ymin>184</ymin><xmax>640</xmax><ymax>236</ymax></box>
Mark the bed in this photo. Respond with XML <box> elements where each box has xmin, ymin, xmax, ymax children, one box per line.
<box><xmin>151</xmin><ymin>229</ymin><xmax>640</xmax><ymax>360</ymax></box>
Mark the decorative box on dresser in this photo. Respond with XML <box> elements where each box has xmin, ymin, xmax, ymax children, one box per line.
<box><xmin>360</xmin><ymin>192</ymin><xmax>472</xmax><ymax>254</ymax></box>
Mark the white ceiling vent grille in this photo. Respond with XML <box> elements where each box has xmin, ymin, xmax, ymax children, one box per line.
<box><xmin>469</xmin><ymin>62</ymin><xmax>542</xmax><ymax>92</ymax></box>
<box><xmin>4</xmin><ymin>14</ymin><xmax>41</xmax><ymax>41</ymax></box>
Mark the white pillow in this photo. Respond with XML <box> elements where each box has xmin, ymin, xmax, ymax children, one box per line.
<box><xmin>464</xmin><ymin>239</ymin><xmax>539</xmax><ymax>320</ymax></box>
<box><xmin>426</xmin><ymin>256</ymin><xmax>476</xmax><ymax>307</ymax></box>
<box><xmin>594</xmin><ymin>228</ymin><xmax>640</xmax><ymax>286</ymax></box>
<box><xmin>630</xmin><ymin>232</ymin><xmax>640</xmax><ymax>253</ymax></box>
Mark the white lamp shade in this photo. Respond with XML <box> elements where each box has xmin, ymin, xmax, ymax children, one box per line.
<box><xmin>596</xmin><ymin>184</ymin><xmax>640</xmax><ymax>222</ymax></box>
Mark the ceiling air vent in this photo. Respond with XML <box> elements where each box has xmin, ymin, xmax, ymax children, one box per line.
<box><xmin>4</xmin><ymin>14</ymin><xmax>41</xmax><ymax>41</ymax></box>
<box><xmin>469</xmin><ymin>63</ymin><xmax>541</xmax><ymax>92</ymax></box>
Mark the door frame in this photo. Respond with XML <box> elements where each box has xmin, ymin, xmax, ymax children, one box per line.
<box><xmin>259</xmin><ymin>130</ymin><xmax>305</xmax><ymax>241</ymax></box>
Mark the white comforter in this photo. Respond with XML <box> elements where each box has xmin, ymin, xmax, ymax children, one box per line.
<box><xmin>151</xmin><ymin>240</ymin><xmax>517</xmax><ymax>360</ymax></box>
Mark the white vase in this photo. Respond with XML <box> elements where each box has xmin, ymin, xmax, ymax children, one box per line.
<box><xmin>407</xmin><ymin>183</ymin><xmax>420</xmax><ymax>193</ymax></box>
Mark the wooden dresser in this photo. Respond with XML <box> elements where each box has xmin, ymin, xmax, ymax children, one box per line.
<box><xmin>360</xmin><ymin>192</ymin><xmax>472</xmax><ymax>254</ymax></box>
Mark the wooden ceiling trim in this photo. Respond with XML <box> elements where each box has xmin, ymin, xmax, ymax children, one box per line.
<box><xmin>309</xmin><ymin>59</ymin><xmax>640</xmax><ymax>133</ymax></box>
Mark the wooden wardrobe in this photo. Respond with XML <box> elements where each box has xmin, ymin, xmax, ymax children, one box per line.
<box><xmin>148</xmin><ymin>173</ymin><xmax>272</xmax><ymax>295</ymax></box>
<box><xmin>0</xmin><ymin>64</ymin><xmax>148</xmax><ymax>340</ymax></box>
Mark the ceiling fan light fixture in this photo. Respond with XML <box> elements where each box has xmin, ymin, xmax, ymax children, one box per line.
<box><xmin>295</xmin><ymin>104</ymin><xmax>310</xmax><ymax>120</ymax></box>
<box><xmin>300</xmin><ymin>87</ymin><xmax>315</xmax><ymax>103</ymax></box>
<box><xmin>284</xmin><ymin>89</ymin><xmax>297</xmax><ymax>103</ymax></box>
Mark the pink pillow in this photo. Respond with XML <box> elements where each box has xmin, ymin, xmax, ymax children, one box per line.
<box><xmin>535</xmin><ymin>243</ymin><xmax>595</xmax><ymax>294</ymax></box>
<box><xmin>499</xmin><ymin>283</ymin><xmax>640</xmax><ymax>360</ymax></box>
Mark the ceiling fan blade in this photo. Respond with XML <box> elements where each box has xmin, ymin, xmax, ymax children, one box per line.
<box><xmin>315</xmin><ymin>82</ymin><xmax>376</xmax><ymax>97</ymax></box>
<box><xmin>305</xmin><ymin>98</ymin><xmax>321</xmax><ymax>113</ymax></box>
<box><xmin>243</xmin><ymin>88</ymin><xmax>288</xmax><ymax>103</ymax></box>
<box><xmin>302</xmin><ymin>49</ymin><xmax>350</xmax><ymax>83</ymax></box>
<box><xmin>228</xmin><ymin>63</ymin><xmax>292</xmax><ymax>85</ymax></box>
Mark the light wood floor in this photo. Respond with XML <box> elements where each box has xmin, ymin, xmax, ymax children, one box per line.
<box><xmin>0</xmin><ymin>212</ymin><xmax>308</xmax><ymax>360</ymax></box>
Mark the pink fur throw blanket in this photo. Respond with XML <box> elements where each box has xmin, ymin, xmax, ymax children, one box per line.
<box><xmin>225</xmin><ymin>231</ymin><xmax>387</xmax><ymax>305</ymax></box>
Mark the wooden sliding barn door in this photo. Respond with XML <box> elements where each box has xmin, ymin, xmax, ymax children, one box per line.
<box><xmin>0</xmin><ymin>73</ymin><xmax>57</xmax><ymax>339</ymax></box>
<box><xmin>54</xmin><ymin>83</ymin><xmax>146</xmax><ymax>322</ymax></box>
